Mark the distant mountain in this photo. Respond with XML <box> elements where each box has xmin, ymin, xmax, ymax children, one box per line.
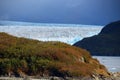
<box><xmin>73</xmin><ymin>21</ymin><xmax>120</xmax><ymax>56</ymax></box>
<box><xmin>0</xmin><ymin>20</ymin><xmax>39</xmax><ymax>26</ymax></box>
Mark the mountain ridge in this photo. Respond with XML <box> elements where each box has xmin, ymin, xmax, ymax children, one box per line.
<box><xmin>73</xmin><ymin>20</ymin><xmax>120</xmax><ymax>56</ymax></box>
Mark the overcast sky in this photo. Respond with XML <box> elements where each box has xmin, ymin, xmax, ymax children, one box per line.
<box><xmin>0</xmin><ymin>0</ymin><xmax>120</xmax><ymax>25</ymax></box>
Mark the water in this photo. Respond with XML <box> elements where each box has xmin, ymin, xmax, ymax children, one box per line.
<box><xmin>93</xmin><ymin>56</ymin><xmax>120</xmax><ymax>72</ymax></box>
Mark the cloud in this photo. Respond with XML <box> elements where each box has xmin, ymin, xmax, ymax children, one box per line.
<box><xmin>0</xmin><ymin>14</ymin><xmax>9</xmax><ymax>20</ymax></box>
<box><xmin>0</xmin><ymin>0</ymin><xmax>120</xmax><ymax>25</ymax></box>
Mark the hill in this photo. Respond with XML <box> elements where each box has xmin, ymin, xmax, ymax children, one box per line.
<box><xmin>0</xmin><ymin>32</ymin><xmax>109</xmax><ymax>79</ymax></box>
<box><xmin>73</xmin><ymin>21</ymin><xmax>120</xmax><ymax>56</ymax></box>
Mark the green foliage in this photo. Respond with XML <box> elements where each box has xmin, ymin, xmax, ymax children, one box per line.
<box><xmin>0</xmin><ymin>32</ymin><xmax>108</xmax><ymax>77</ymax></box>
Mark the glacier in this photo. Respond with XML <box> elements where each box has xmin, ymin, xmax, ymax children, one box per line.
<box><xmin>0</xmin><ymin>23</ymin><xmax>103</xmax><ymax>45</ymax></box>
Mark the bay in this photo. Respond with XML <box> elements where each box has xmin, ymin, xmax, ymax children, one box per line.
<box><xmin>93</xmin><ymin>56</ymin><xmax>120</xmax><ymax>72</ymax></box>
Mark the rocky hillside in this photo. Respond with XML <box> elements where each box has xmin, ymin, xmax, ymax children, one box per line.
<box><xmin>0</xmin><ymin>32</ymin><xmax>110</xmax><ymax>79</ymax></box>
<box><xmin>73</xmin><ymin>21</ymin><xmax>120</xmax><ymax>56</ymax></box>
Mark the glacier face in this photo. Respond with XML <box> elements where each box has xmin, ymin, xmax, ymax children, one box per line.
<box><xmin>0</xmin><ymin>24</ymin><xmax>103</xmax><ymax>45</ymax></box>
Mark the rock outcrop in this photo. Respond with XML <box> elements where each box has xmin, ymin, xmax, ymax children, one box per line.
<box><xmin>73</xmin><ymin>21</ymin><xmax>120</xmax><ymax>56</ymax></box>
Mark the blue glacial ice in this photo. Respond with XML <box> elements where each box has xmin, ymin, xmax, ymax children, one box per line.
<box><xmin>0</xmin><ymin>23</ymin><xmax>103</xmax><ymax>45</ymax></box>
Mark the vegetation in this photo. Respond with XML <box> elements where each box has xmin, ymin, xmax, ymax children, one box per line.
<box><xmin>74</xmin><ymin>21</ymin><xmax>120</xmax><ymax>56</ymax></box>
<box><xmin>0</xmin><ymin>32</ymin><xmax>109</xmax><ymax>77</ymax></box>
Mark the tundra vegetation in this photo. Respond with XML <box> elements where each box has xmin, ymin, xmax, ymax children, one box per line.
<box><xmin>0</xmin><ymin>32</ymin><xmax>109</xmax><ymax>78</ymax></box>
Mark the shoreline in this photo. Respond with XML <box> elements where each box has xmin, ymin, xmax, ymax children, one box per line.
<box><xmin>0</xmin><ymin>72</ymin><xmax>120</xmax><ymax>80</ymax></box>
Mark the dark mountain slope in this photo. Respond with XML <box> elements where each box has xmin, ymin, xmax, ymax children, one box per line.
<box><xmin>73</xmin><ymin>21</ymin><xmax>120</xmax><ymax>56</ymax></box>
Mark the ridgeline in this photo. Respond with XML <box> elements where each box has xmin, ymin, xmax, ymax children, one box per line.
<box><xmin>74</xmin><ymin>21</ymin><xmax>120</xmax><ymax>56</ymax></box>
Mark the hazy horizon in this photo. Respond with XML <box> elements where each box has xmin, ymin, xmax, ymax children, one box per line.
<box><xmin>0</xmin><ymin>20</ymin><xmax>105</xmax><ymax>26</ymax></box>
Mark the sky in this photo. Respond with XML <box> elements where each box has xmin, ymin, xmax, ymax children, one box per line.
<box><xmin>0</xmin><ymin>0</ymin><xmax>120</xmax><ymax>25</ymax></box>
